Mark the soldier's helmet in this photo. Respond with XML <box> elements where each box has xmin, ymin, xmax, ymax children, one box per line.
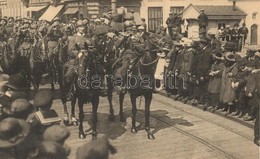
<box><xmin>76</xmin><ymin>20</ymin><xmax>84</xmax><ymax>28</ymax></box>
<box><xmin>52</xmin><ymin>17</ymin><xmax>61</xmax><ymax>23</ymax></box>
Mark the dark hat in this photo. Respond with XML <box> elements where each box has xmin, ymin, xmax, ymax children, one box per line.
<box><xmin>34</xmin><ymin>89</ymin><xmax>53</xmax><ymax>108</ymax></box>
<box><xmin>5</xmin><ymin>74</ymin><xmax>27</xmax><ymax>91</ymax></box>
<box><xmin>43</xmin><ymin>125</ymin><xmax>70</xmax><ymax>143</ymax></box>
<box><xmin>35</xmin><ymin>141</ymin><xmax>68</xmax><ymax>159</ymax></box>
<box><xmin>237</xmin><ymin>57</ymin><xmax>247</xmax><ymax>66</ymax></box>
<box><xmin>4</xmin><ymin>99</ymin><xmax>33</xmax><ymax>118</ymax></box>
<box><xmin>0</xmin><ymin>118</ymin><xmax>30</xmax><ymax>148</ymax></box>
<box><xmin>234</xmin><ymin>23</ymin><xmax>239</xmax><ymax>27</ymax></box>
<box><xmin>224</xmin><ymin>52</ymin><xmax>236</xmax><ymax>62</ymax></box>
<box><xmin>141</xmin><ymin>18</ymin><xmax>145</xmax><ymax>21</ymax></box>
<box><xmin>76</xmin><ymin>136</ymin><xmax>117</xmax><ymax>159</ymax></box>
<box><xmin>213</xmin><ymin>53</ymin><xmax>223</xmax><ymax>60</ymax></box>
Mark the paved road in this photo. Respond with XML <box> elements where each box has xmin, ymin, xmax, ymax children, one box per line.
<box><xmin>49</xmin><ymin>91</ymin><xmax>259</xmax><ymax>159</ymax></box>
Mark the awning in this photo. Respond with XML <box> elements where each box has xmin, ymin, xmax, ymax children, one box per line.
<box><xmin>63</xmin><ymin>8</ymin><xmax>79</xmax><ymax>15</ymax></box>
<box><xmin>25</xmin><ymin>6</ymin><xmax>47</xmax><ymax>12</ymax></box>
<box><xmin>39</xmin><ymin>5</ymin><xmax>64</xmax><ymax>22</ymax></box>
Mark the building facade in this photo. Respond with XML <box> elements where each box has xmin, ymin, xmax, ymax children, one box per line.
<box><xmin>0</xmin><ymin>0</ymin><xmax>27</xmax><ymax>17</ymax></box>
<box><xmin>140</xmin><ymin>0</ymin><xmax>260</xmax><ymax>45</ymax></box>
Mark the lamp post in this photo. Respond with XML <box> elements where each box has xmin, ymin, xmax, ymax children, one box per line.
<box><xmin>111</xmin><ymin>0</ymin><xmax>116</xmax><ymax>13</ymax></box>
<box><xmin>78</xmin><ymin>0</ymin><xmax>81</xmax><ymax>19</ymax></box>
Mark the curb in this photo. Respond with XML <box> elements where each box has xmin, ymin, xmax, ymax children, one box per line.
<box><xmin>157</xmin><ymin>91</ymin><xmax>254</xmax><ymax>129</ymax></box>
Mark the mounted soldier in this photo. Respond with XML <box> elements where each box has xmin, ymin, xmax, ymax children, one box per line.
<box><xmin>46</xmin><ymin>17</ymin><xmax>64</xmax><ymax>62</ymax></box>
<box><xmin>15</xmin><ymin>20</ymin><xmax>34</xmax><ymax>57</ymax></box>
<box><xmin>6</xmin><ymin>17</ymin><xmax>15</xmax><ymax>38</ymax></box>
<box><xmin>64</xmin><ymin>20</ymin><xmax>94</xmax><ymax>84</ymax></box>
<box><xmin>0</xmin><ymin>18</ymin><xmax>8</xmax><ymax>61</ymax></box>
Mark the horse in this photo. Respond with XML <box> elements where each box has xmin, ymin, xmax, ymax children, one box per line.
<box><xmin>60</xmin><ymin>43</ymin><xmax>102</xmax><ymax>139</ymax></box>
<box><xmin>109</xmin><ymin>35</ymin><xmax>159</xmax><ymax>139</ymax></box>
<box><xmin>0</xmin><ymin>38</ymin><xmax>17</xmax><ymax>74</ymax></box>
<box><xmin>29</xmin><ymin>38</ymin><xmax>51</xmax><ymax>91</ymax></box>
<box><xmin>15</xmin><ymin>38</ymin><xmax>48</xmax><ymax>91</ymax></box>
<box><xmin>128</xmin><ymin>37</ymin><xmax>159</xmax><ymax>139</ymax></box>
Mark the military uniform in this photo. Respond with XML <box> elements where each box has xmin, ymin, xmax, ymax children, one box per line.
<box><xmin>0</xmin><ymin>20</ymin><xmax>8</xmax><ymax>61</ymax></box>
<box><xmin>64</xmin><ymin>20</ymin><xmax>94</xmax><ymax>83</ymax></box>
<box><xmin>113</xmin><ymin>31</ymin><xmax>145</xmax><ymax>79</ymax></box>
<box><xmin>16</xmin><ymin>22</ymin><xmax>35</xmax><ymax>57</ymax></box>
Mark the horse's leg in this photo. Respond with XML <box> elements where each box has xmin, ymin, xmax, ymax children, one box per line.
<box><xmin>144</xmin><ymin>93</ymin><xmax>155</xmax><ymax>139</ymax></box>
<box><xmin>130</xmin><ymin>93</ymin><xmax>137</xmax><ymax>133</ymax></box>
<box><xmin>91</xmin><ymin>95</ymin><xmax>99</xmax><ymax>139</ymax></box>
<box><xmin>107</xmin><ymin>86</ymin><xmax>115</xmax><ymax>121</ymax></box>
<box><xmin>71</xmin><ymin>93</ymin><xmax>78</xmax><ymax>126</ymax></box>
<box><xmin>119</xmin><ymin>91</ymin><xmax>126</xmax><ymax>122</ymax></box>
<box><xmin>78</xmin><ymin>98</ymin><xmax>85</xmax><ymax>139</ymax></box>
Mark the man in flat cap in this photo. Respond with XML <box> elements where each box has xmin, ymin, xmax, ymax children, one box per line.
<box><xmin>198</xmin><ymin>9</ymin><xmax>208</xmax><ymax>31</ymax></box>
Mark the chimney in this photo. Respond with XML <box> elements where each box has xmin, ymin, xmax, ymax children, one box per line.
<box><xmin>233</xmin><ymin>0</ymin><xmax>236</xmax><ymax>11</ymax></box>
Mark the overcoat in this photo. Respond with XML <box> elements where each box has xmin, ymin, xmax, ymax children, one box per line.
<box><xmin>207</xmin><ymin>61</ymin><xmax>224</xmax><ymax>93</ymax></box>
<box><xmin>219</xmin><ymin>63</ymin><xmax>238</xmax><ymax>103</ymax></box>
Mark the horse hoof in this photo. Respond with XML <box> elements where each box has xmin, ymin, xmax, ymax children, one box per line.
<box><xmin>71</xmin><ymin>117</ymin><xmax>78</xmax><ymax>126</ymax></box>
<box><xmin>131</xmin><ymin>127</ymin><xmax>137</xmax><ymax>134</ymax></box>
<box><xmin>79</xmin><ymin>132</ymin><xmax>86</xmax><ymax>139</ymax></box>
<box><xmin>147</xmin><ymin>133</ymin><xmax>155</xmax><ymax>140</ymax></box>
<box><xmin>92</xmin><ymin>132</ymin><xmax>98</xmax><ymax>139</ymax></box>
<box><xmin>108</xmin><ymin>115</ymin><xmax>115</xmax><ymax>122</ymax></box>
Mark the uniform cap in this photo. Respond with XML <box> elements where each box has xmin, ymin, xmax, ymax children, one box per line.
<box><xmin>94</xmin><ymin>19</ymin><xmax>101</xmax><ymax>23</ymax></box>
<box><xmin>76</xmin><ymin>20</ymin><xmax>84</xmax><ymax>27</ymax></box>
<box><xmin>255</xmin><ymin>51</ymin><xmax>260</xmax><ymax>57</ymax></box>
<box><xmin>107</xmin><ymin>32</ymin><xmax>116</xmax><ymax>39</ymax></box>
<box><xmin>138</xmin><ymin>26</ymin><xmax>145</xmax><ymax>30</ymax></box>
<box><xmin>53</xmin><ymin>17</ymin><xmax>61</xmax><ymax>23</ymax></box>
<box><xmin>72</xmin><ymin>17</ymin><xmax>78</xmax><ymax>21</ymax></box>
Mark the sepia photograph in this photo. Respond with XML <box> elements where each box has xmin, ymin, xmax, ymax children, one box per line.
<box><xmin>0</xmin><ymin>0</ymin><xmax>259</xmax><ymax>158</ymax></box>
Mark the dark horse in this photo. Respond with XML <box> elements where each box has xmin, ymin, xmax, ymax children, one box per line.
<box><xmin>0</xmin><ymin>38</ymin><xmax>17</xmax><ymax>74</ymax></box>
<box><xmin>16</xmin><ymin>39</ymin><xmax>48</xmax><ymax>91</ymax></box>
<box><xmin>61</xmin><ymin>43</ymin><xmax>102</xmax><ymax>139</ymax></box>
<box><xmin>104</xmin><ymin>34</ymin><xmax>159</xmax><ymax>139</ymax></box>
<box><xmin>128</xmin><ymin>38</ymin><xmax>159</xmax><ymax>139</ymax></box>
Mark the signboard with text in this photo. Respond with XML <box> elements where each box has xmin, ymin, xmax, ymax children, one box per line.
<box><xmin>86</xmin><ymin>2</ymin><xmax>100</xmax><ymax>19</ymax></box>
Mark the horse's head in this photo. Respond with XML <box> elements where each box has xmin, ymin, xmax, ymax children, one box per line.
<box><xmin>34</xmin><ymin>39</ymin><xmax>47</xmax><ymax>55</ymax></box>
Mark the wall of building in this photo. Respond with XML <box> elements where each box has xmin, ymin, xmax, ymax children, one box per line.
<box><xmin>140</xmin><ymin>0</ymin><xmax>260</xmax><ymax>45</ymax></box>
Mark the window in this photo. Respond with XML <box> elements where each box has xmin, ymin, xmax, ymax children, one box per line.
<box><xmin>170</xmin><ymin>6</ymin><xmax>184</xmax><ymax>15</ymax></box>
<box><xmin>252</xmin><ymin>12</ymin><xmax>257</xmax><ymax>20</ymax></box>
<box><xmin>148</xmin><ymin>7</ymin><xmax>163</xmax><ymax>31</ymax></box>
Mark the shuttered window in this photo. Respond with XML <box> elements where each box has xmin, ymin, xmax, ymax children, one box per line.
<box><xmin>170</xmin><ymin>6</ymin><xmax>184</xmax><ymax>15</ymax></box>
<box><xmin>148</xmin><ymin>7</ymin><xmax>163</xmax><ymax>31</ymax></box>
